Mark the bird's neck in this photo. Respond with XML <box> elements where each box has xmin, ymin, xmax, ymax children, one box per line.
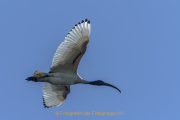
<box><xmin>74</xmin><ymin>79</ymin><xmax>89</xmax><ymax>84</ymax></box>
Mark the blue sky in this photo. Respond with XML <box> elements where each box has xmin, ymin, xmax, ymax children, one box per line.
<box><xmin>1</xmin><ymin>0</ymin><xmax>180</xmax><ymax>119</ymax></box>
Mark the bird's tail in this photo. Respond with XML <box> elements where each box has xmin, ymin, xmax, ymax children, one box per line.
<box><xmin>34</xmin><ymin>71</ymin><xmax>47</xmax><ymax>77</ymax></box>
<box><xmin>26</xmin><ymin>71</ymin><xmax>49</xmax><ymax>82</ymax></box>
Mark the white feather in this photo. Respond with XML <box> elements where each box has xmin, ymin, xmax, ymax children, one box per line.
<box><xmin>42</xmin><ymin>82</ymin><xmax>70</xmax><ymax>107</ymax></box>
<box><xmin>50</xmin><ymin>20</ymin><xmax>91</xmax><ymax>72</ymax></box>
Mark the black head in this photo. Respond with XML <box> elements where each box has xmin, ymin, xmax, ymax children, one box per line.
<box><xmin>89</xmin><ymin>80</ymin><xmax>121</xmax><ymax>93</ymax></box>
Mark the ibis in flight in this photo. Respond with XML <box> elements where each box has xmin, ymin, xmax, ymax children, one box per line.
<box><xmin>26</xmin><ymin>19</ymin><xmax>121</xmax><ymax>108</ymax></box>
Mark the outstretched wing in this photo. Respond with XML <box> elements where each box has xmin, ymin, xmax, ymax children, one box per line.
<box><xmin>42</xmin><ymin>82</ymin><xmax>70</xmax><ymax>108</ymax></box>
<box><xmin>50</xmin><ymin>19</ymin><xmax>91</xmax><ymax>73</ymax></box>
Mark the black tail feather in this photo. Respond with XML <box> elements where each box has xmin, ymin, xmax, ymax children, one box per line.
<box><xmin>26</xmin><ymin>76</ymin><xmax>37</xmax><ymax>82</ymax></box>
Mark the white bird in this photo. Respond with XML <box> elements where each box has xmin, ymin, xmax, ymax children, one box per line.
<box><xmin>26</xmin><ymin>19</ymin><xmax>121</xmax><ymax>108</ymax></box>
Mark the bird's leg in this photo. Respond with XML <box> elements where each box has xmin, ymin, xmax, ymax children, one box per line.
<box><xmin>26</xmin><ymin>75</ymin><xmax>49</xmax><ymax>82</ymax></box>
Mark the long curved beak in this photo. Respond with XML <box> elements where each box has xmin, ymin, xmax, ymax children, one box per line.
<box><xmin>103</xmin><ymin>82</ymin><xmax>121</xmax><ymax>93</ymax></box>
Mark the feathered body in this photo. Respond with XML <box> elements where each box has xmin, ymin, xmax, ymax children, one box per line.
<box><xmin>34</xmin><ymin>71</ymin><xmax>87</xmax><ymax>85</ymax></box>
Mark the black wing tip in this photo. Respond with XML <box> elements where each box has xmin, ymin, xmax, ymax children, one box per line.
<box><xmin>66</xmin><ymin>19</ymin><xmax>90</xmax><ymax>36</ymax></box>
<box><xmin>85</xmin><ymin>18</ymin><xmax>90</xmax><ymax>23</ymax></box>
<box><xmin>43</xmin><ymin>96</ymin><xmax>52</xmax><ymax>108</ymax></box>
<box><xmin>79</xmin><ymin>19</ymin><xmax>90</xmax><ymax>24</ymax></box>
<box><xmin>78</xmin><ymin>18</ymin><xmax>89</xmax><ymax>24</ymax></box>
